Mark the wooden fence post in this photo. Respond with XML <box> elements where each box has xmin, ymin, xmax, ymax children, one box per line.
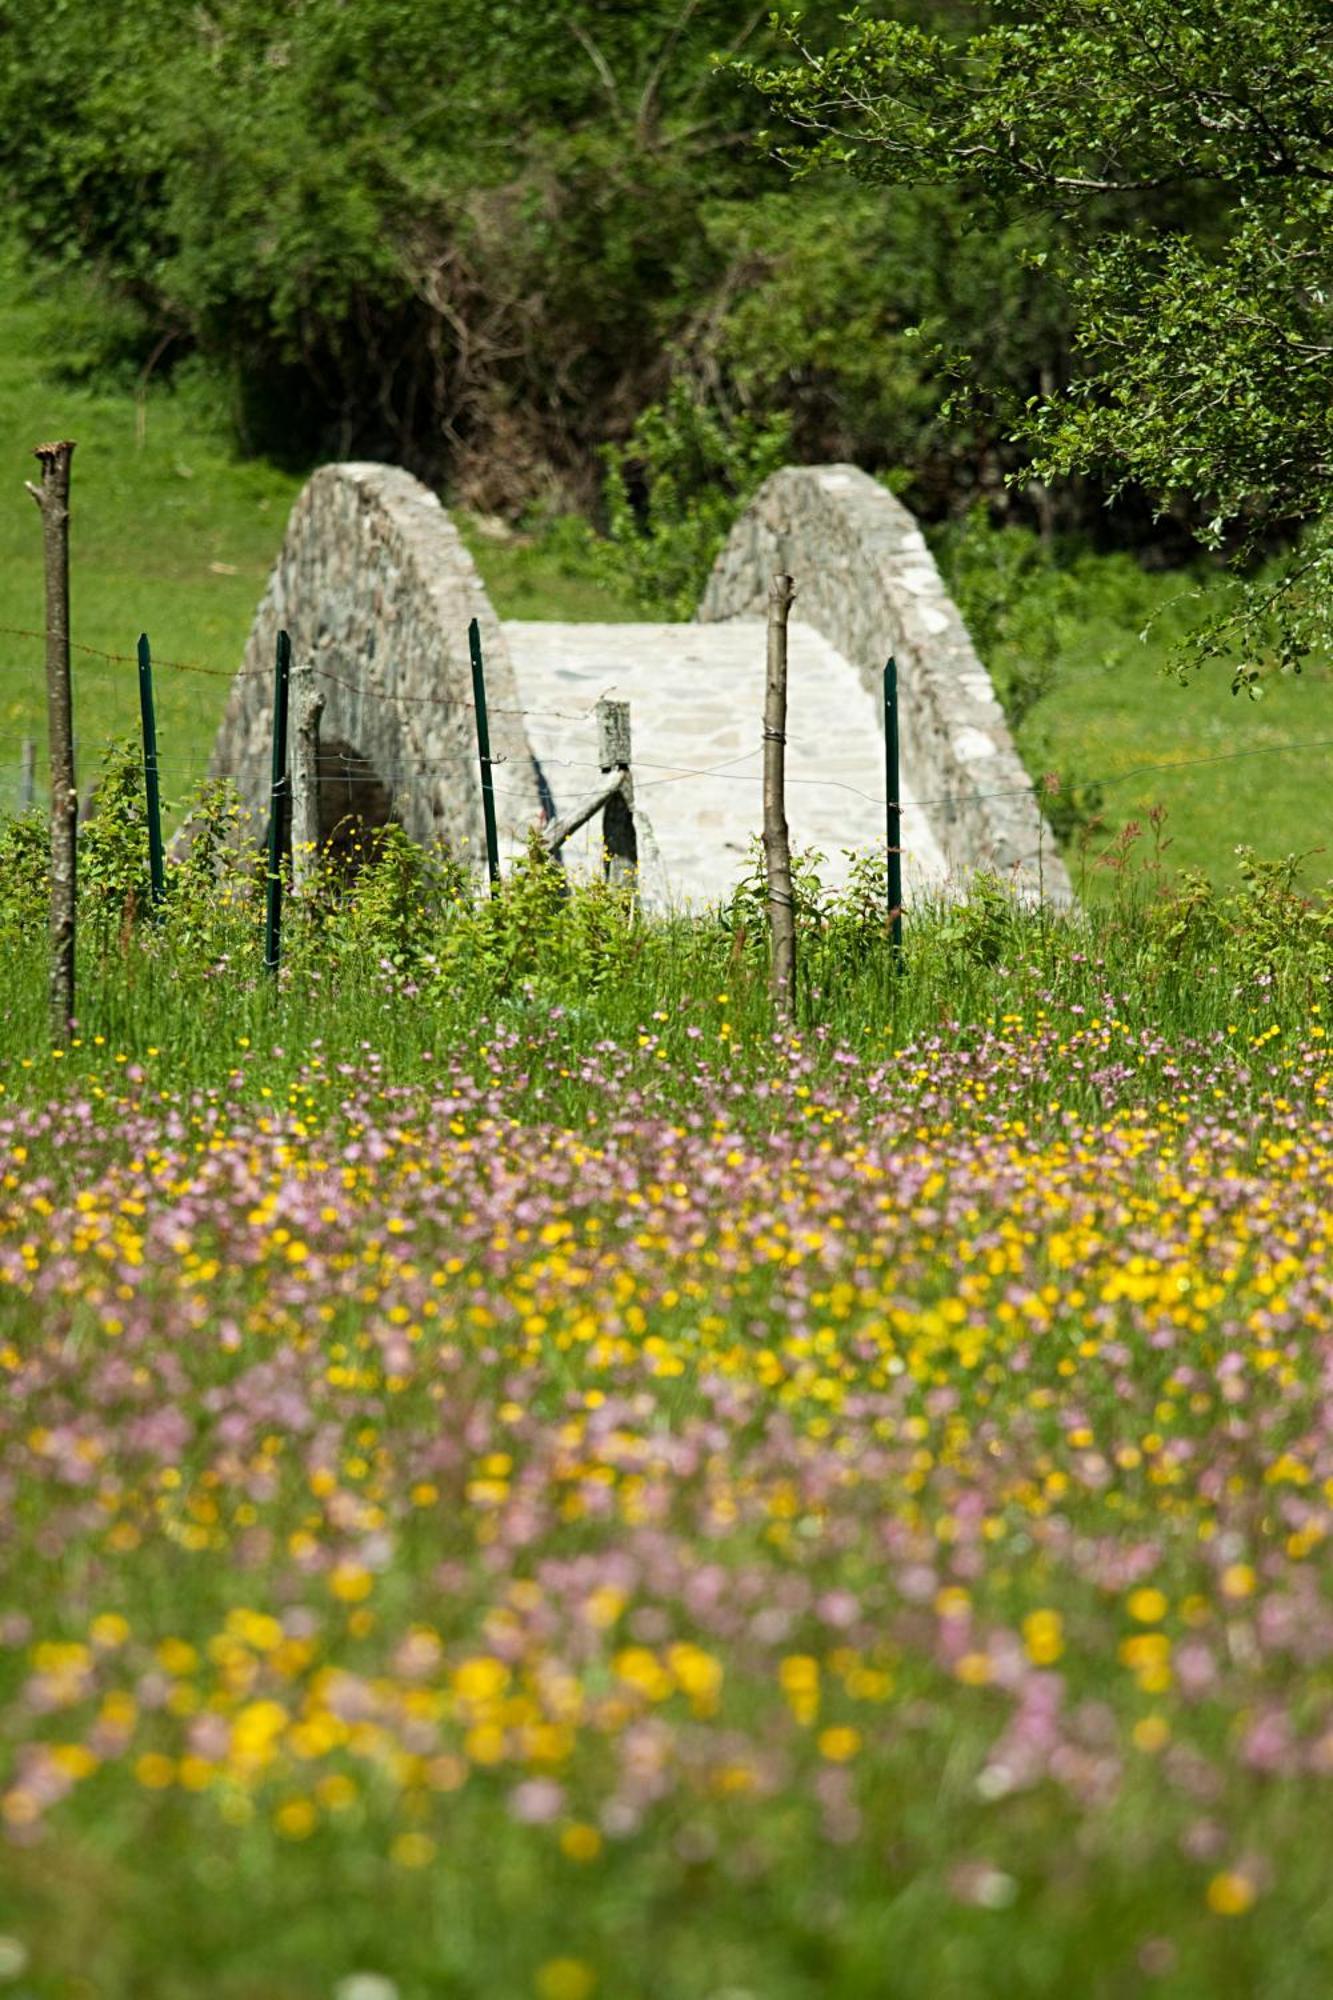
<box><xmin>596</xmin><ymin>697</ymin><xmax>637</xmax><ymax>888</ymax></box>
<box><xmin>26</xmin><ymin>440</ymin><xmax>77</xmax><ymax>1043</ymax></box>
<box><xmin>290</xmin><ymin>656</ymin><xmax>324</xmax><ymax>894</ymax></box>
<box><xmin>19</xmin><ymin>737</ymin><xmax>35</xmax><ymax>811</ymax></box>
<box><xmin>541</xmin><ymin>707</ymin><xmax>630</xmax><ymax>864</ymax></box>
<box><xmin>763</xmin><ymin>572</ymin><xmax>797</xmax><ymax>1014</ymax></box>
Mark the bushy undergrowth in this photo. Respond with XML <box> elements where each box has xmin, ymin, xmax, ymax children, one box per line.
<box><xmin>595</xmin><ymin>384</ymin><xmax>792</xmax><ymax>618</ymax></box>
<box><xmin>0</xmin><ymin>2</ymin><xmax>1076</xmax><ymax>521</ymax></box>
<box><xmin>468</xmin><ymin>384</ymin><xmax>793</xmax><ymax>621</ymax></box>
<box><xmin>1</xmin><ymin>744</ymin><xmax>1330</xmax><ymax>1104</ymax></box>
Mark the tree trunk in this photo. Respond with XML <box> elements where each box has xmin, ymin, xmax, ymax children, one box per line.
<box><xmin>763</xmin><ymin>572</ymin><xmax>797</xmax><ymax>1014</ymax></box>
<box><xmin>26</xmin><ymin>441</ymin><xmax>76</xmax><ymax>1043</ymax></box>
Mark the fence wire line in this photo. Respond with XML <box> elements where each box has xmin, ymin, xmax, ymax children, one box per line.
<box><xmin>0</xmin><ymin>624</ymin><xmax>613</xmax><ymax>725</ymax></box>
<box><xmin>9</xmin><ymin>732</ymin><xmax>1333</xmax><ymax>832</ymax></box>
<box><xmin>0</xmin><ymin>619</ymin><xmax>1182</xmax><ymax>693</ymax></box>
<box><xmin>3</xmin><ymin>618</ymin><xmax>1332</xmax><ymax>824</ymax></box>
<box><xmin>177</xmin><ymin>736</ymin><xmax>1333</xmax><ymax>816</ymax></box>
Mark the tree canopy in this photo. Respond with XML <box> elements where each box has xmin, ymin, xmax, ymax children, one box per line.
<box><xmin>747</xmin><ymin>0</ymin><xmax>1333</xmax><ymax>680</ymax></box>
<box><xmin>7</xmin><ymin>0</ymin><xmax>1329</xmax><ymax>676</ymax></box>
<box><xmin>0</xmin><ymin>0</ymin><xmax>1071</xmax><ymax>523</ymax></box>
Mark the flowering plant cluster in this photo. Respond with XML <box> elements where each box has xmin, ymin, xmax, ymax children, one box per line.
<box><xmin>1</xmin><ymin>971</ymin><xmax>1331</xmax><ymax>1996</ymax></box>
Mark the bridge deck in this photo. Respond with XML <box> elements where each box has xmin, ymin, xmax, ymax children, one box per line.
<box><xmin>504</xmin><ymin>619</ymin><xmax>948</xmax><ymax>910</ymax></box>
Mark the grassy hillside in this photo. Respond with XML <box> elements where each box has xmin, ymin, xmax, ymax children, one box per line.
<box><xmin>0</xmin><ymin>267</ymin><xmax>304</xmax><ymax>811</ymax></box>
<box><xmin>1003</xmin><ymin>554</ymin><xmax>1333</xmax><ymax>894</ymax></box>
<box><xmin>3</xmin><ymin>249</ymin><xmax>1332</xmax><ymax>886</ymax></box>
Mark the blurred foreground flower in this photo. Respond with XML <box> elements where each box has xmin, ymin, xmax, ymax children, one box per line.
<box><xmin>334</xmin><ymin>1977</ymin><xmax>398</xmax><ymax>2000</ymax></box>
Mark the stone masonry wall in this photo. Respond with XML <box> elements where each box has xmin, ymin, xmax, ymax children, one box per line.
<box><xmin>208</xmin><ymin>464</ymin><xmax>540</xmax><ymax>865</ymax></box>
<box><xmin>698</xmin><ymin>465</ymin><xmax>1071</xmax><ymax>900</ymax></box>
<box><xmin>210</xmin><ymin>458</ymin><xmax>1068</xmax><ymax>901</ymax></box>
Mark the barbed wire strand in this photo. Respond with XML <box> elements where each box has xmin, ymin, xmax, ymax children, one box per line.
<box><xmin>0</xmin><ymin>619</ymin><xmax>1194</xmax><ymax>694</ymax></box>
<box><xmin>8</xmin><ymin>732</ymin><xmax>1333</xmax><ymax>832</ymax></box>
<box><xmin>0</xmin><ymin>625</ymin><xmax>614</xmax><ymax>724</ymax></box>
<box><xmin>3</xmin><ymin>621</ymin><xmax>1331</xmax><ymax>824</ymax></box>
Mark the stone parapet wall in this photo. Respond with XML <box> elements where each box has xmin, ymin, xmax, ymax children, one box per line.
<box><xmin>698</xmin><ymin>465</ymin><xmax>1071</xmax><ymax>900</ymax></box>
<box><xmin>208</xmin><ymin>464</ymin><xmax>540</xmax><ymax>865</ymax></box>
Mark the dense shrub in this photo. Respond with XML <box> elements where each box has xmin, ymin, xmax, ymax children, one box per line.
<box><xmin>0</xmin><ymin>0</ymin><xmax>1075</xmax><ymax>521</ymax></box>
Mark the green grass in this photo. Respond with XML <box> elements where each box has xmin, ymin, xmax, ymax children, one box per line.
<box><xmin>0</xmin><ymin>874</ymin><xmax>1331</xmax><ymax>2000</ymax></box>
<box><xmin>0</xmin><ymin>798</ymin><xmax>1325</xmax><ymax>1105</ymax></box>
<box><xmin>454</xmin><ymin>516</ymin><xmax>640</xmax><ymax>623</ymax></box>
<box><xmin>1025</xmin><ymin>561</ymin><xmax>1333</xmax><ymax>893</ymax></box>
<box><xmin>0</xmin><ymin>259</ymin><xmax>303</xmax><ymax>811</ymax></box>
<box><xmin>933</xmin><ymin>520</ymin><xmax>1333</xmax><ymax>893</ymax></box>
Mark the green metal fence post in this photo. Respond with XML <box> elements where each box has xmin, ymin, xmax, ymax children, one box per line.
<box><xmin>136</xmin><ymin>633</ymin><xmax>166</xmax><ymax>911</ymax></box>
<box><xmin>468</xmin><ymin>616</ymin><xmax>502</xmax><ymax>888</ymax></box>
<box><xmin>884</xmin><ymin>657</ymin><xmax>904</xmax><ymax>969</ymax></box>
<box><xmin>264</xmin><ymin>630</ymin><xmax>292</xmax><ymax>976</ymax></box>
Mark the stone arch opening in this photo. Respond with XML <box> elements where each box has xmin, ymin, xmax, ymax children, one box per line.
<box><xmin>207</xmin><ymin>463</ymin><xmax>541</xmax><ymax>875</ymax></box>
<box><xmin>313</xmin><ymin>735</ymin><xmax>399</xmax><ymax>874</ymax></box>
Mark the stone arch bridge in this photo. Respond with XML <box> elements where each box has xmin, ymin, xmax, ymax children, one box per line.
<box><xmin>210</xmin><ymin>462</ymin><xmax>1070</xmax><ymax>907</ymax></box>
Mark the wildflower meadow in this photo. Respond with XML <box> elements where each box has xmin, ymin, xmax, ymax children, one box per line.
<box><xmin>2</xmin><ymin>798</ymin><xmax>1333</xmax><ymax>1999</ymax></box>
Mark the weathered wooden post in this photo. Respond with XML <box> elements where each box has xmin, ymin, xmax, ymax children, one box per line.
<box><xmin>19</xmin><ymin>737</ymin><xmax>35</xmax><ymax>812</ymax></box>
<box><xmin>763</xmin><ymin>572</ymin><xmax>797</xmax><ymax>1014</ymax></box>
<box><xmin>596</xmin><ymin>697</ymin><xmax>637</xmax><ymax>888</ymax></box>
<box><xmin>290</xmin><ymin>655</ymin><xmax>325</xmax><ymax>894</ymax></box>
<box><xmin>26</xmin><ymin>440</ymin><xmax>77</xmax><ymax>1043</ymax></box>
<box><xmin>541</xmin><ymin>711</ymin><xmax>631</xmax><ymax>865</ymax></box>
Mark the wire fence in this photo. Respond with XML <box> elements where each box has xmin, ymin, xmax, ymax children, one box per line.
<box><xmin>2</xmin><ymin>619</ymin><xmax>1332</xmax><ymax>848</ymax></box>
